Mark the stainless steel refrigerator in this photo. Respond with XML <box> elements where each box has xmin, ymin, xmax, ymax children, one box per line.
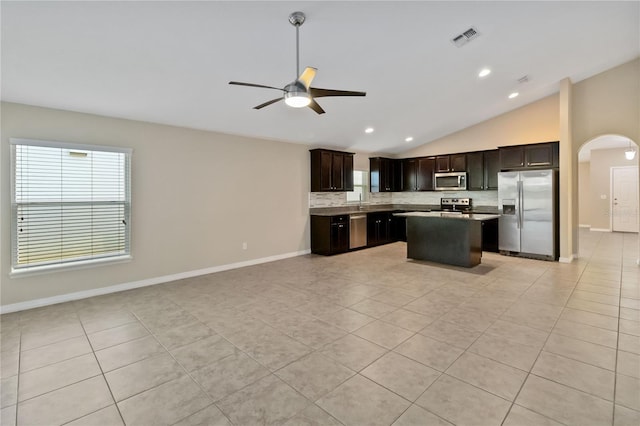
<box><xmin>498</xmin><ymin>169</ymin><xmax>558</xmax><ymax>260</ymax></box>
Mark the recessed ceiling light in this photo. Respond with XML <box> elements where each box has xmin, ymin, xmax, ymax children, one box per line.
<box><xmin>365</xmin><ymin>127</ymin><xmax>374</xmax><ymax>134</ymax></box>
<box><xmin>508</xmin><ymin>92</ymin><xmax>519</xmax><ymax>99</ymax></box>
<box><xmin>478</xmin><ymin>68</ymin><xmax>491</xmax><ymax>78</ymax></box>
<box><xmin>405</xmin><ymin>136</ymin><xmax>414</xmax><ymax>142</ymax></box>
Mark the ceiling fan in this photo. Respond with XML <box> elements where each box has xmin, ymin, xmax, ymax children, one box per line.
<box><xmin>229</xmin><ymin>11</ymin><xmax>366</xmax><ymax>115</ymax></box>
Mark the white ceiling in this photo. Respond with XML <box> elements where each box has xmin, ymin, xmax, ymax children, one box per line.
<box><xmin>2</xmin><ymin>1</ymin><xmax>639</xmax><ymax>155</ymax></box>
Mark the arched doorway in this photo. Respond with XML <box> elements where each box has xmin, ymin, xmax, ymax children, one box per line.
<box><xmin>577</xmin><ymin>134</ymin><xmax>639</xmax><ymax>261</ymax></box>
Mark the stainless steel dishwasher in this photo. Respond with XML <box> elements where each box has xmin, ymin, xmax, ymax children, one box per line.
<box><xmin>349</xmin><ymin>214</ymin><xmax>367</xmax><ymax>249</ymax></box>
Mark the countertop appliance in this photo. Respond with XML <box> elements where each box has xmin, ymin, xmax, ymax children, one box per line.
<box><xmin>498</xmin><ymin>169</ymin><xmax>558</xmax><ymax>260</ymax></box>
<box><xmin>349</xmin><ymin>214</ymin><xmax>367</xmax><ymax>249</ymax></box>
<box><xmin>441</xmin><ymin>197</ymin><xmax>472</xmax><ymax>212</ymax></box>
<box><xmin>434</xmin><ymin>172</ymin><xmax>467</xmax><ymax>191</ymax></box>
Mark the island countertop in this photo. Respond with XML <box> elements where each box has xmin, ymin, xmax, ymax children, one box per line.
<box><xmin>394</xmin><ymin>212</ymin><xmax>500</xmax><ymax>221</ymax></box>
<box><xmin>309</xmin><ymin>204</ymin><xmax>499</xmax><ymax>217</ymax></box>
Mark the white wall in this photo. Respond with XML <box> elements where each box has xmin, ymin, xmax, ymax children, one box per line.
<box><xmin>1</xmin><ymin>102</ymin><xmax>311</xmax><ymax>307</ymax></box>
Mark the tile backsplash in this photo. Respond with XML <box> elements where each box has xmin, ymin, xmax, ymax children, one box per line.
<box><xmin>391</xmin><ymin>190</ymin><xmax>498</xmax><ymax>206</ymax></box>
<box><xmin>309</xmin><ymin>190</ymin><xmax>497</xmax><ymax>208</ymax></box>
<box><xmin>309</xmin><ymin>192</ymin><xmax>392</xmax><ymax>208</ymax></box>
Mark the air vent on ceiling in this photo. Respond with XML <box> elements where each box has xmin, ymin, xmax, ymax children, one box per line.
<box><xmin>451</xmin><ymin>27</ymin><xmax>480</xmax><ymax>47</ymax></box>
<box><xmin>518</xmin><ymin>75</ymin><xmax>530</xmax><ymax>84</ymax></box>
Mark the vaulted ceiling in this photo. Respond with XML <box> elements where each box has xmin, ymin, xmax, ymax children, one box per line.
<box><xmin>2</xmin><ymin>1</ymin><xmax>638</xmax><ymax>154</ymax></box>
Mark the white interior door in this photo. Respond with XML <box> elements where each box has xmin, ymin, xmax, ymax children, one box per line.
<box><xmin>612</xmin><ymin>166</ymin><xmax>639</xmax><ymax>233</ymax></box>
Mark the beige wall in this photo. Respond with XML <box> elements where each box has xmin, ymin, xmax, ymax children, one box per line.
<box><xmin>588</xmin><ymin>147</ymin><xmax>638</xmax><ymax>230</ymax></box>
<box><xmin>571</xmin><ymin>58</ymin><xmax>640</xmax><ymax>248</ymax></box>
<box><xmin>573</xmin><ymin>59</ymin><xmax>640</xmax><ymax>149</ymax></box>
<box><xmin>578</xmin><ymin>162</ymin><xmax>591</xmax><ymax>226</ymax></box>
<box><xmin>1</xmin><ymin>102</ymin><xmax>311</xmax><ymax>306</ymax></box>
<box><xmin>399</xmin><ymin>94</ymin><xmax>560</xmax><ymax>157</ymax></box>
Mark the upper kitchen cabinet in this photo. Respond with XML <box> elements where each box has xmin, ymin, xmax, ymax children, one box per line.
<box><xmin>402</xmin><ymin>157</ymin><xmax>435</xmax><ymax>191</ymax></box>
<box><xmin>435</xmin><ymin>154</ymin><xmax>466</xmax><ymax>172</ymax></box>
<box><xmin>310</xmin><ymin>149</ymin><xmax>354</xmax><ymax>192</ymax></box>
<box><xmin>466</xmin><ymin>150</ymin><xmax>498</xmax><ymax>191</ymax></box>
<box><xmin>466</xmin><ymin>151</ymin><xmax>484</xmax><ymax>191</ymax></box>
<box><xmin>467</xmin><ymin>149</ymin><xmax>500</xmax><ymax>191</ymax></box>
<box><xmin>499</xmin><ymin>142</ymin><xmax>559</xmax><ymax>171</ymax></box>
<box><xmin>370</xmin><ymin>157</ymin><xmax>398</xmax><ymax>192</ymax></box>
<box><xmin>483</xmin><ymin>149</ymin><xmax>499</xmax><ymax>190</ymax></box>
<box><xmin>499</xmin><ymin>146</ymin><xmax>524</xmax><ymax>169</ymax></box>
<box><xmin>401</xmin><ymin>159</ymin><xmax>418</xmax><ymax>191</ymax></box>
<box><xmin>417</xmin><ymin>157</ymin><xmax>436</xmax><ymax>191</ymax></box>
<box><xmin>525</xmin><ymin>142</ymin><xmax>559</xmax><ymax>168</ymax></box>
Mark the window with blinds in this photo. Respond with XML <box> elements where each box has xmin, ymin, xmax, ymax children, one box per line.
<box><xmin>11</xmin><ymin>138</ymin><xmax>132</xmax><ymax>272</ymax></box>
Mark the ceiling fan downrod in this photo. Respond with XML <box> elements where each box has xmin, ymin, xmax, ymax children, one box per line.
<box><xmin>289</xmin><ymin>11</ymin><xmax>306</xmax><ymax>80</ymax></box>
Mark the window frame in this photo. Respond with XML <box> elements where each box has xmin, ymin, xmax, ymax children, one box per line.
<box><xmin>10</xmin><ymin>138</ymin><xmax>133</xmax><ymax>276</ymax></box>
<box><xmin>346</xmin><ymin>170</ymin><xmax>369</xmax><ymax>203</ymax></box>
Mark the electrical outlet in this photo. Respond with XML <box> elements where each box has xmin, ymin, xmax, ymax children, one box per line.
<box><xmin>600</xmin><ymin>194</ymin><xmax>607</xmax><ymax>199</ymax></box>
<box><xmin>242</xmin><ymin>242</ymin><xmax>247</xmax><ymax>250</ymax></box>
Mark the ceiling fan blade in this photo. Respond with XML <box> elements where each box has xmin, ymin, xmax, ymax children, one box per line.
<box><xmin>310</xmin><ymin>87</ymin><xmax>366</xmax><ymax>98</ymax></box>
<box><xmin>229</xmin><ymin>81</ymin><xmax>284</xmax><ymax>91</ymax></box>
<box><xmin>297</xmin><ymin>67</ymin><xmax>317</xmax><ymax>89</ymax></box>
<box><xmin>253</xmin><ymin>97</ymin><xmax>283</xmax><ymax>110</ymax></box>
<box><xmin>308</xmin><ymin>99</ymin><xmax>325</xmax><ymax>115</ymax></box>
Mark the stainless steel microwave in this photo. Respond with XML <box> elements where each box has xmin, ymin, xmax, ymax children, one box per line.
<box><xmin>434</xmin><ymin>172</ymin><xmax>467</xmax><ymax>191</ymax></box>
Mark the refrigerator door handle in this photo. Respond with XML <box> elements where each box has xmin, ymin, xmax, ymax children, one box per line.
<box><xmin>517</xmin><ymin>180</ymin><xmax>523</xmax><ymax>229</ymax></box>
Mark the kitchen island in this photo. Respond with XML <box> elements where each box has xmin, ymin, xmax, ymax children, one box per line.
<box><xmin>395</xmin><ymin>212</ymin><xmax>500</xmax><ymax>267</ymax></box>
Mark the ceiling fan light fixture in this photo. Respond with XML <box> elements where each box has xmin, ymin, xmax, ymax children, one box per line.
<box><xmin>284</xmin><ymin>91</ymin><xmax>311</xmax><ymax>108</ymax></box>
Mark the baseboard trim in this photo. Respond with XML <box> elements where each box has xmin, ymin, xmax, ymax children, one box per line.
<box><xmin>0</xmin><ymin>249</ymin><xmax>311</xmax><ymax>314</ymax></box>
<box><xmin>579</xmin><ymin>224</ymin><xmax>590</xmax><ymax>228</ymax></box>
<box><xmin>559</xmin><ymin>255</ymin><xmax>574</xmax><ymax>263</ymax></box>
<box><xmin>590</xmin><ymin>228</ymin><xmax>611</xmax><ymax>232</ymax></box>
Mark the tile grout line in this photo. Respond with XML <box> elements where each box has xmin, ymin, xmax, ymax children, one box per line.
<box><xmin>127</xmin><ymin>308</ymin><xmax>237</xmax><ymax>426</ymax></box>
<box><xmin>499</xmin><ymin>254</ymin><xmax>590</xmax><ymax>426</ymax></box>
<box><xmin>14</xmin><ymin>323</ymin><xmax>22</xmax><ymax>426</ymax></box>
<box><xmin>611</xmin><ymin>235</ymin><xmax>626</xmax><ymax>426</ymax></box>
<box><xmin>76</xmin><ymin>311</ymin><xmax>127</xmax><ymax>426</ymax></box>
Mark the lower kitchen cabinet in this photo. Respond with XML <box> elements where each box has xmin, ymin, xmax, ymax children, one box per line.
<box><xmin>481</xmin><ymin>218</ymin><xmax>499</xmax><ymax>252</ymax></box>
<box><xmin>393</xmin><ymin>215</ymin><xmax>407</xmax><ymax>242</ymax></box>
<box><xmin>311</xmin><ymin>215</ymin><xmax>349</xmax><ymax>255</ymax></box>
<box><xmin>367</xmin><ymin>212</ymin><xmax>394</xmax><ymax>246</ymax></box>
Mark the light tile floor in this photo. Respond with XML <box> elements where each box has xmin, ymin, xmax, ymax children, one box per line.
<box><xmin>1</xmin><ymin>229</ymin><xmax>639</xmax><ymax>425</ymax></box>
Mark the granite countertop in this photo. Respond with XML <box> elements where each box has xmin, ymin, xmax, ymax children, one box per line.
<box><xmin>394</xmin><ymin>211</ymin><xmax>500</xmax><ymax>221</ymax></box>
<box><xmin>309</xmin><ymin>204</ymin><xmax>499</xmax><ymax>217</ymax></box>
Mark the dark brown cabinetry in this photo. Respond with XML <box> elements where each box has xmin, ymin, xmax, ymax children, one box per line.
<box><xmin>499</xmin><ymin>142</ymin><xmax>559</xmax><ymax>171</ymax></box>
<box><xmin>466</xmin><ymin>150</ymin><xmax>499</xmax><ymax>191</ymax></box>
<box><xmin>435</xmin><ymin>156</ymin><xmax>450</xmax><ymax>173</ymax></box>
<box><xmin>436</xmin><ymin>154</ymin><xmax>466</xmax><ymax>172</ymax></box>
<box><xmin>367</xmin><ymin>212</ymin><xmax>393</xmax><ymax>246</ymax></box>
<box><xmin>401</xmin><ymin>157</ymin><xmax>435</xmax><ymax>191</ymax></box>
<box><xmin>310</xmin><ymin>215</ymin><xmax>349</xmax><ymax>255</ymax></box>
<box><xmin>466</xmin><ymin>151</ymin><xmax>484</xmax><ymax>191</ymax></box>
<box><xmin>451</xmin><ymin>154</ymin><xmax>467</xmax><ymax>172</ymax></box>
<box><xmin>310</xmin><ymin>149</ymin><xmax>354</xmax><ymax>192</ymax></box>
<box><xmin>499</xmin><ymin>146</ymin><xmax>525</xmax><ymax>169</ymax></box>
<box><xmin>417</xmin><ymin>157</ymin><xmax>435</xmax><ymax>191</ymax></box>
<box><xmin>401</xmin><ymin>159</ymin><xmax>418</xmax><ymax>191</ymax></box>
<box><xmin>484</xmin><ymin>150</ymin><xmax>500</xmax><ymax>190</ymax></box>
<box><xmin>370</xmin><ymin>157</ymin><xmax>398</xmax><ymax>192</ymax></box>
<box><xmin>525</xmin><ymin>143</ymin><xmax>558</xmax><ymax>168</ymax></box>
<box><xmin>481</xmin><ymin>218</ymin><xmax>499</xmax><ymax>253</ymax></box>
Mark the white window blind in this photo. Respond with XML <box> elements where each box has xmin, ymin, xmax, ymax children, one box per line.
<box><xmin>11</xmin><ymin>139</ymin><xmax>131</xmax><ymax>271</ymax></box>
